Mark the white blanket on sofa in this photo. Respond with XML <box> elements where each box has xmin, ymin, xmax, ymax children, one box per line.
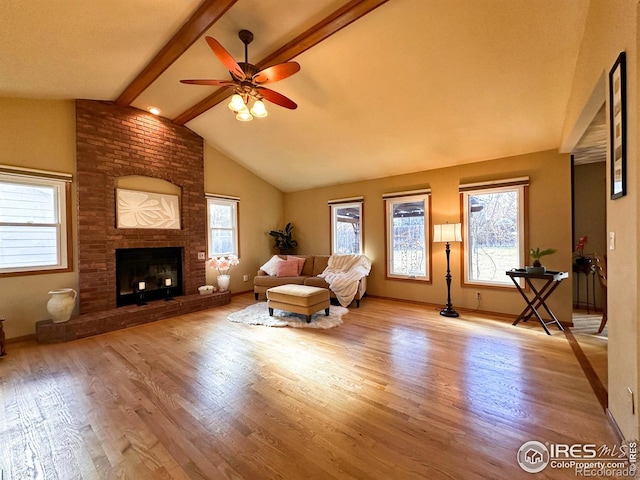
<box><xmin>318</xmin><ymin>254</ymin><xmax>371</xmax><ymax>307</ymax></box>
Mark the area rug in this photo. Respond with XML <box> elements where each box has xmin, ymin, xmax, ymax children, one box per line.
<box><xmin>227</xmin><ymin>302</ymin><xmax>348</xmax><ymax>329</ymax></box>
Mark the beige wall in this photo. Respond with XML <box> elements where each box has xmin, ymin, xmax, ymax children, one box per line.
<box><xmin>562</xmin><ymin>0</ymin><xmax>639</xmax><ymax>440</ymax></box>
<box><xmin>203</xmin><ymin>144</ymin><xmax>283</xmax><ymax>294</ymax></box>
<box><xmin>285</xmin><ymin>149</ymin><xmax>573</xmax><ymax>321</ymax></box>
<box><xmin>0</xmin><ymin>97</ymin><xmax>78</xmax><ymax>339</ymax></box>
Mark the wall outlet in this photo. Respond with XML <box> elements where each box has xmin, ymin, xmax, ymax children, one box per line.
<box><xmin>197</xmin><ymin>252</ymin><xmax>206</xmax><ymax>260</ymax></box>
<box><xmin>243</xmin><ymin>274</ymin><xmax>249</xmax><ymax>282</ymax></box>
<box><xmin>476</xmin><ymin>292</ymin><xmax>481</xmax><ymax>300</ymax></box>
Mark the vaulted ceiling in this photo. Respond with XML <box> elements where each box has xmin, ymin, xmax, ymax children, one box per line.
<box><xmin>1</xmin><ymin>0</ymin><xmax>591</xmax><ymax>192</ymax></box>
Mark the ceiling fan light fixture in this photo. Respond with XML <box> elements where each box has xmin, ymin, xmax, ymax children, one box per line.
<box><xmin>181</xmin><ymin>32</ymin><xmax>300</xmax><ymax>122</ymax></box>
<box><xmin>250</xmin><ymin>100</ymin><xmax>268</xmax><ymax>118</ymax></box>
<box><xmin>228</xmin><ymin>94</ymin><xmax>245</xmax><ymax>112</ymax></box>
<box><xmin>236</xmin><ymin>106</ymin><xmax>253</xmax><ymax>122</ymax></box>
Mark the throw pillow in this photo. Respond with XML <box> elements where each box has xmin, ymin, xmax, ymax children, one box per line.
<box><xmin>287</xmin><ymin>255</ymin><xmax>306</xmax><ymax>275</ymax></box>
<box><xmin>260</xmin><ymin>255</ymin><xmax>283</xmax><ymax>276</ymax></box>
<box><xmin>276</xmin><ymin>259</ymin><xmax>299</xmax><ymax>277</ymax></box>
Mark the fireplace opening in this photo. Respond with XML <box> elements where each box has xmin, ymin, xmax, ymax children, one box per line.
<box><xmin>116</xmin><ymin>247</ymin><xmax>183</xmax><ymax>306</ymax></box>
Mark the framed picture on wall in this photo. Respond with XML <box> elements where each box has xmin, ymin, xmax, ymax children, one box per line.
<box><xmin>609</xmin><ymin>51</ymin><xmax>626</xmax><ymax>200</ymax></box>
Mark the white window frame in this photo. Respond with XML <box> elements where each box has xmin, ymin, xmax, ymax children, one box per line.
<box><xmin>206</xmin><ymin>195</ymin><xmax>239</xmax><ymax>257</ymax></box>
<box><xmin>461</xmin><ymin>178</ymin><xmax>528</xmax><ymax>288</ymax></box>
<box><xmin>329</xmin><ymin>198</ymin><xmax>363</xmax><ymax>255</ymax></box>
<box><xmin>0</xmin><ymin>169</ymin><xmax>71</xmax><ymax>275</ymax></box>
<box><xmin>384</xmin><ymin>191</ymin><xmax>431</xmax><ymax>281</ymax></box>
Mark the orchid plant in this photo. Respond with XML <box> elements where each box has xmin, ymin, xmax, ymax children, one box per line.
<box><xmin>573</xmin><ymin>236</ymin><xmax>592</xmax><ymax>265</ymax></box>
<box><xmin>574</xmin><ymin>236</ymin><xmax>588</xmax><ymax>258</ymax></box>
<box><xmin>207</xmin><ymin>254</ymin><xmax>239</xmax><ymax>276</ymax></box>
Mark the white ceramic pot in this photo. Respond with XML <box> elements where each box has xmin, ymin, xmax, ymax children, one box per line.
<box><xmin>217</xmin><ymin>274</ymin><xmax>230</xmax><ymax>292</ymax></box>
<box><xmin>47</xmin><ymin>288</ymin><xmax>77</xmax><ymax>323</ymax></box>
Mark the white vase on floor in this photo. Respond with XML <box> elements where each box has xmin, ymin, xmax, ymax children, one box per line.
<box><xmin>217</xmin><ymin>274</ymin><xmax>230</xmax><ymax>292</ymax></box>
<box><xmin>47</xmin><ymin>288</ymin><xmax>77</xmax><ymax>323</ymax></box>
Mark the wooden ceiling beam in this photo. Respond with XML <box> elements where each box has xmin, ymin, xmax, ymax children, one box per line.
<box><xmin>115</xmin><ymin>0</ymin><xmax>238</xmax><ymax>106</ymax></box>
<box><xmin>172</xmin><ymin>0</ymin><xmax>389</xmax><ymax>126</ymax></box>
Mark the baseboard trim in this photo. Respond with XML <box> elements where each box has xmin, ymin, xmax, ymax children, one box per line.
<box><xmin>6</xmin><ymin>333</ymin><xmax>36</xmax><ymax>343</ymax></box>
<box><xmin>606</xmin><ymin>408</ymin><xmax>625</xmax><ymax>443</ymax></box>
<box><xmin>231</xmin><ymin>289</ymin><xmax>253</xmax><ymax>297</ymax></box>
<box><xmin>364</xmin><ymin>294</ymin><xmax>516</xmax><ymax>321</ymax></box>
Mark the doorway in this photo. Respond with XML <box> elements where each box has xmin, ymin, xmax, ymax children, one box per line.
<box><xmin>570</xmin><ymin>103</ymin><xmax>608</xmax><ymax>394</ymax></box>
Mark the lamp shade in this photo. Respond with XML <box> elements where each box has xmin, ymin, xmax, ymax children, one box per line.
<box><xmin>250</xmin><ymin>100</ymin><xmax>268</xmax><ymax>118</ymax></box>
<box><xmin>228</xmin><ymin>94</ymin><xmax>245</xmax><ymax>112</ymax></box>
<box><xmin>236</xmin><ymin>106</ymin><xmax>253</xmax><ymax>122</ymax></box>
<box><xmin>433</xmin><ymin>223</ymin><xmax>462</xmax><ymax>243</ymax></box>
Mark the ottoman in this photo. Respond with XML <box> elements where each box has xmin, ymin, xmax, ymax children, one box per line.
<box><xmin>266</xmin><ymin>284</ymin><xmax>331</xmax><ymax>323</ymax></box>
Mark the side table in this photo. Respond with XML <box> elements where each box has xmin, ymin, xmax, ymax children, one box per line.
<box><xmin>506</xmin><ymin>269</ymin><xmax>569</xmax><ymax>335</ymax></box>
<box><xmin>573</xmin><ymin>262</ymin><xmax>596</xmax><ymax>312</ymax></box>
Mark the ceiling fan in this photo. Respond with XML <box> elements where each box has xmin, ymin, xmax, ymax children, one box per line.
<box><xmin>180</xmin><ymin>30</ymin><xmax>300</xmax><ymax>121</ymax></box>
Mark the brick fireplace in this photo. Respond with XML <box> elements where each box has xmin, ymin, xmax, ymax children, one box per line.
<box><xmin>35</xmin><ymin>100</ymin><xmax>229</xmax><ymax>343</ymax></box>
<box><xmin>76</xmin><ymin>99</ymin><xmax>207</xmax><ymax>312</ymax></box>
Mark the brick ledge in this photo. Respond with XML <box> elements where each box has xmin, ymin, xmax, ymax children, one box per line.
<box><xmin>35</xmin><ymin>291</ymin><xmax>231</xmax><ymax>343</ymax></box>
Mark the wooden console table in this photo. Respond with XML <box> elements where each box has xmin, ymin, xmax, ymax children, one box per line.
<box><xmin>506</xmin><ymin>269</ymin><xmax>568</xmax><ymax>335</ymax></box>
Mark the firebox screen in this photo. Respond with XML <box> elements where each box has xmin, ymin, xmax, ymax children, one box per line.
<box><xmin>116</xmin><ymin>247</ymin><xmax>183</xmax><ymax>306</ymax></box>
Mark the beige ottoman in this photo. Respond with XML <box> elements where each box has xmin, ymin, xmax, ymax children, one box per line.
<box><xmin>267</xmin><ymin>284</ymin><xmax>331</xmax><ymax>323</ymax></box>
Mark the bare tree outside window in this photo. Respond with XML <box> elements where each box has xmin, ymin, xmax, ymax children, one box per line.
<box><xmin>387</xmin><ymin>197</ymin><xmax>428</xmax><ymax>278</ymax></box>
<box><xmin>393</xmin><ymin>217</ymin><xmax>424</xmax><ymax>275</ymax></box>
<box><xmin>466</xmin><ymin>189</ymin><xmax>521</xmax><ymax>285</ymax></box>
<box><xmin>331</xmin><ymin>203</ymin><xmax>362</xmax><ymax>254</ymax></box>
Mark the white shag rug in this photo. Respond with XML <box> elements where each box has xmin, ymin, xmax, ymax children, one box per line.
<box><xmin>227</xmin><ymin>302</ymin><xmax>347</xmax><ymax>329</ymax></box>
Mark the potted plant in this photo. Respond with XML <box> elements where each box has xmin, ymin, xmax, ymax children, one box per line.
<box><xmin>573</xmin><ymin>236</ymin><xmax>591</xmax><ymax>266</ymax></box>
<box><xmin>527</xmin><ymin>247</ymin><xmax>556</xmax><ymax>274</ymax></box>
<box><xmin>269</xmin><ymin>222</ymin><xmax>298</xmax><ymax>254</ymax></box>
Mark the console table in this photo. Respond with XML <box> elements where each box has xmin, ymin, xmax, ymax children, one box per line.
<box><xmin>573</xmin><ymin>262</ymin><xmax>596</xmax><ymax>312</ymax></box>
<box><xmin>506</xmin><ymin>269</ymin><xmax>569</xmax><ymax>335</ymax></box>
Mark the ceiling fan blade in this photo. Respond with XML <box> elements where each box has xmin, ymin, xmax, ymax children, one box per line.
<box><xmin>205</xmin><ymin>36</ymin><xmax>245</xmax><ymax>80</ymax></box>
<box><xmin>257</xmin><ymin>87</ymin><xmax>297</xmax><ymax>110</ymax></box>
<box><xmin>180</xmin><ymin>79</ymin><xmax>237</xmax><ymax>87</ymax></box>
<box><xmin>253</xmin><ymin>62</ymin><xmax>301</xmax><ymax>84</ymax></box>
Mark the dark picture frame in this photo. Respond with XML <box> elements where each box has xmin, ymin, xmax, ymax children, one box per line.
<box><xmin>609</xmin><ymin>51</ymin><xmax>626</xmax><ymax>200</ymax></box>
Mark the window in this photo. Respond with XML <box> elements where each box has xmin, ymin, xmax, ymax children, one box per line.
<box><xmin>461</xmin><ymin>178</ymin><xmax>528</xmax><ymax>287</ymax></box>
<box><xmin>0</xmin><ymin>171</ymin><xmax>71</xmax><ymax>274</ymax></box>
<box><xmin>207</xmin><ymin>195</ymin><xmax>239</xmax><ymax>257</ymax></box>
<box><xmin>329</xmin><ymin>198</ymin><xmax>363</xmax><ymax>254</ymax></box>
<box><xmin>384</xmin><ymin>191</ymin><xmax>431</xmax><ymax>280</ymax></box>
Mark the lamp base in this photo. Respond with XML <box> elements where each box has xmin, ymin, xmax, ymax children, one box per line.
<box><xmin>440</xmin><ymin>307</ymin><xmax>459</xmax><ymax>318</ymax></box>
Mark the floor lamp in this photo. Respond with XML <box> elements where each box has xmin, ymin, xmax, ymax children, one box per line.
<box><xmin>433</xmin><ymin>223</ymin><xmax>462</xmax><ymax>318</ymax></box>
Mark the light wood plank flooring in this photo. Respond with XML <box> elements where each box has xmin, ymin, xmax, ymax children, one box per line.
<box><xmin>571</xmin><ymin>310</ymin><xmax>608</xmax><ymax>388</ymax></box>
<box><xmin>0</xmin><ymin>295</ymin><xmax>617</xmax><ymax>479</ymax></box>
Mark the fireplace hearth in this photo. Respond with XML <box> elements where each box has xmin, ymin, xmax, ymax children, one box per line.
<box><xmin>116</xmin><ymin>247</ymin><xmax>183</xmax><ymax>306</ymax></box>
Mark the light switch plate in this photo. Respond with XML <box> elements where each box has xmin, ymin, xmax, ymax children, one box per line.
<box><xmin>609</xmin><ymin>232</ymin><xmax>615</xmax><ymax>250</ymax></box>
<box><xmin>198</xmin><ymin>252</ymin><xmax>206</xmax><ymax>260</ymax></box>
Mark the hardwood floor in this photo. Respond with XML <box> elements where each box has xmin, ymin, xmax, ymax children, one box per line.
<box><xmin>0</xmin><ymin>295</ymin><xmax>617</xmax><ymax>479</ymax></box>
<box><xmin>569</xmin><ymin>310</ymin><xmax>608</xmax><ymax>402</ymax></box>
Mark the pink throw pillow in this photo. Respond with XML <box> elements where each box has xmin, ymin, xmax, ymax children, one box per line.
<box><xmin>287</xmin><ymin>256</ymin><xmax>306</xmax><ymax>275</ymax></box>
<box><xmin>276</xmin><ymin>260</ymin><xmax>299</xmax><ymax>277</ymax></box>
